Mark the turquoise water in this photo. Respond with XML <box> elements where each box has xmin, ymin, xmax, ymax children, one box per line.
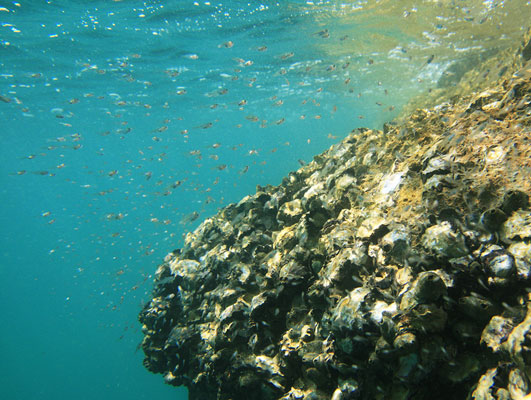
<box><xmin>1</xmin><ymin>1</ymin><xmax>529</xmax><ymax>399</ymax></box>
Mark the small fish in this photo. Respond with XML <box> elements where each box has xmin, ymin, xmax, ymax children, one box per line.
<box><xmin>246</xmin><ymin>115</ymin><xmax>259</xmax><ymax>122</ymax></box>
<box><xmin>315</xmin><ymin>29</ymin><xmax>329</xmax><ymax>38</ymax></box>
<box><xmin>219</xmin><ymin>41</ymin><xmax>234</xmax><ymax>48</ymax></box>
<box><xmin>193</xmin><ymin>122</ymin><xmax>213</xmax><ymax>129</ymax></box>
<box><xmin>275</xmin><ymin>118</ymin><xmax>285</xmax><ymax>125</ymax></box>
<box><xmin>165</xmin><ymin>69</ymin><xmax>179</xmax><ymax>77</ymax></box>
<box><xmin>257</xmin><ymin>46</ymin><xmax>267</xmax><ymax>51</ymax></box>
<box><xmin>181</xmin><ymin>211</ymin><xmax>199</xmax><ymax>224</ymax></box>
<box><xmin>280</xmin><ymin>52</ymin><xmax>294</xmax><ymax>60</ymax></box>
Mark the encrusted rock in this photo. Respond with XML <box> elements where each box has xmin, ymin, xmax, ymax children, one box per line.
<box><xmin>277</xmin><ymin>199</ymin><xmax>304</xmax><ymax>225</ymax></box>
<box><xmin>481</xmin><ymin>316</ymin><xmax>515</xmax><ymax>352</ymax></box>
<box><xmin>503</xmin><ymin>210</ymin><xmax>531</xmax><ymax>242</ymax></box>
<box><xmin>399</xmin><ymin>271</ymin><xmax>447</xmax><ymax>310</ymax></box>
<box><xmin>139</xmin><ymin>28</ymin><xmax>531</xmax><ymax>400</ymax></box>
<box><xmin>421</xmin><ymin>221</ymin><xmax>468</xmax><ymax>259</ymax></box>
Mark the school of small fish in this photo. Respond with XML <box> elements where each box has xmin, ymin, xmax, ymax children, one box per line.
<box><xmin>2</xmin><ymin>0</ymin><xmax>528</xmax><ymax>323</ymax></box>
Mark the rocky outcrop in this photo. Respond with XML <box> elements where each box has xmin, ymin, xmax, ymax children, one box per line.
<box><xmin>139</xmin><ymin>31</ymin><xmax>531</xmax><ymax>399</ymax></box>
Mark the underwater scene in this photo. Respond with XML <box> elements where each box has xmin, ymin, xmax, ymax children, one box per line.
<box><xmin>1</xmin><ymin>1</ymin><xmax>531</xmax><ymax>399</ymax></box>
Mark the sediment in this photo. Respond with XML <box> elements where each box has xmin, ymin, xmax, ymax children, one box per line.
<box><xmin>139</xmin><ymin>28</ymin><xmax>531</xmax><ymax>400</ymax></box>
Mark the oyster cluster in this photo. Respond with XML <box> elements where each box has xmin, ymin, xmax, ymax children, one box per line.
<box><xmin>139</xmin><ymin>31</ymin><xmax>531</xmax><ymax>399</ymax></box>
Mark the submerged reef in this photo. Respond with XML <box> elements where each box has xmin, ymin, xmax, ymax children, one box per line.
<box><xmin>139</xmin><ymin>30</ymin><xmax>531</xmax><ymax>399</ymax></box>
